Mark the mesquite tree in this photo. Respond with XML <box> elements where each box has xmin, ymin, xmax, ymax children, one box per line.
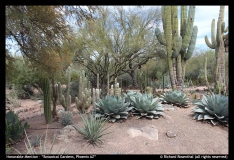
<box><xmin>155</xmin><ymin>6</ymin><xmax>198</xmax><ymax>90</ymax></box>
<box><xmin>204</xmin><ymin>6</ymin><xmax>228</xmax><ymax>94</ymax></box>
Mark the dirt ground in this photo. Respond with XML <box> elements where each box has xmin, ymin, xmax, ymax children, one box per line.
<box><xmin>6</xmin><ymin>86</ymin><xmax>228</xmax><ymax>155</ymax></box>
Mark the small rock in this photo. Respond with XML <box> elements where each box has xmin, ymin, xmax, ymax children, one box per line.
<box><xmin>166</xmin><ymin>131</ymin><xmax>176</xmax><ymax>138</ymax></box>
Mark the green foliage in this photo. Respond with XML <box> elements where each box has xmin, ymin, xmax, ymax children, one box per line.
<box><xmin>69</xmin><ymin>81</ymin><xmax>79</xmax><ymax>102</ymax></box>
<box><xmin>58</xmin><ymin>111</ymin><xmax>73</xmax><ymax>126</ymax></box>
<box><xmin>94</xmin><ymin>95</ymin><xmax>133</xmax><ymax>123</ymax></box>
<box><xmin>5</xmin><ymin>110</ymin><xmax>30</xmax><ymax>145</ymax></box>
<box><xmin>192</xmin><ymin>93</ymin><xmax>228</xmax><ymax>126</ymax></box>
<box><xmin>160</xmin><ymin>90</ymin><xmax>189</xmax><ymax>107</ymax></box>
<box><xmin>130</xmin><ymin>93</ymin><xmax>164</xmax><ymax>119</ymax></box>
<box><xmin>6</xmin><ymin>84</ymin><xmax>21</xmax><ymax>110</ymax></box>
<box><xmin>74</xmin><ymin>114</ymin><xmax>112</xmax><ymax>146</ymax></box>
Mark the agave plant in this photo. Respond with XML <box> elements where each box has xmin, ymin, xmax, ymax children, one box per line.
<box><xmin>130</xmin><ymin>93</ymin><xmax>164</xmax><ymax>119</ymax></box>
<box><xmin>122</xmin><ymin>91</ymin><xmax>140</xmax><ymax>106</ymax></box>
<box><xmin>160</xmin><ymin>90</ymin><xmax>189</xmax><ymax>107</ymax></box>
<box><xmin>192</xmin><ymin>93</ymin><xmax>228</xmax><ymax>126</ymax></box>
<box><xmin>74</xmin><ymin>113</ymin><xmax>112</xmax><ymax>146</ymax></box>
<box><xmin>94</xmin><ymin>95</ymin><xmax>133</xmax><ymax>123</ymax></box>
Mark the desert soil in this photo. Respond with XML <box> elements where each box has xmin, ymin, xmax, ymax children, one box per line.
<box><xmin>6</xmin><ymin>86</ymin><xmax>228</xmax><ymax>155</ymax></box>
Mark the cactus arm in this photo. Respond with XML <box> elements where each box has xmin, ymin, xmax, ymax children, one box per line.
<box><xmin>180</xmin><ymin>6</ymin><xmax>187</xmax><ymax>38</ymax></box>
<box><xmin>181</xmin><ymin>6</ymin><xmax>196</xmax><ymax>53</ymax></box>
<box><xmin>216</xmin><ymin>17</ymin><xmax>222</xmax><ymax>46</ymax></box>
<box><xmin>184</xmin><ymin>25</ymin><xmax>198</xmax><ymax>60</ymax></box>
<box><xmin>224</xmin><ymin>26</ymin><xmax>228</xmax><ymax>33</ymax></box>
<box><xmin>204</xmin><ymin>35</ymin><xmax>215</xmax><ymax>49</ymax></box>
<box><xmin>172</xmin><ymin>36</ymin><xmax>182</xmax><ymax>58</ymax></box>
<box><xmin>155</xmin><ymin>28</ymin><xmax>166</xmax><ymax>45</ymax></box>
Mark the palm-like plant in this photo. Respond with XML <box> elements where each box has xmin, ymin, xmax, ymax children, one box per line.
<box><xmin>74</xmin><ymin>114</ymin><xmax>112</xmax><ymax>146</ymax></box>
<box><xmin>160</xmin><ymin>90</ymin><xmax>189</xmax><ymax>107</ymax></box>
<box><xmin>130</xmin><ymin>93</ymin><xmax>164</xmax><ymax>119</ymax></box>
<box><xmin>94</xmin><ymin>95</ymin><xmax>133</xmax><ymax>122</ymax></box>
<box><xmin>192</xmin><ymin>93</ymin><xmax>228</xmax><ymax>126</ymax></box>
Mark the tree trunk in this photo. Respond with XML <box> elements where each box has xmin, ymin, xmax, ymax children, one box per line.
<box><xmin>130</xmin><ymin>69</ymin><xmax>139</xmax><ymax>89</ymax></box>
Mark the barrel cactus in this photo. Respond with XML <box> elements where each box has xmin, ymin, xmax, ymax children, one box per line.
<box><xmin>94</xmin><ymin>95</ymin><xmax>133</xmax><ymax>123</ymax></box>
<box><xmin>192</xmin><ymin>93</ymin><xmax>228</xmax><ymax>126</ymax></box>
<box><xmin>160</xmin><ymin>90</ymin><xmax>189</xmax><ymax>107</ymax></box>
<box><xmin>130</xmin><ymin>93</ymin><xmax>164</xmax><ymax>119</ymax></box>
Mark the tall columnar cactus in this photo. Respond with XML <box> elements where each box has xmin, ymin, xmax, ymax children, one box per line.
<box><xmin>204</xmin><ymin>6</ymin><xmax>228</xmax><ymax>94</ymax></box>
<box><xmin>57</xmin><ymin>66</ymin><xmax>71</xmax><ymax>111</ymax></box>
<box><xmin>43</xmin><ymin>77</ymin><xmax>52</xmax><ymax>124</ymax></box>
<box><xmin>155</xmin><ymin>6</ymin><xmax>198</xmax><ymax>90</ymax></box>
<box><xmin>76</xmin><ymin>70</ymin><xmax>92</xmax><ymax>112</ymax></box>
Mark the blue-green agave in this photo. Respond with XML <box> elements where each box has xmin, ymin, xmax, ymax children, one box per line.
<box><xmin>160</xmin><ymin>90</ymin><xmax>189</xmax><ymax>107</ymax></box>
<box><xmin>130</xmin><ymin>93</ymin><xmax>164</xmax><ymax>119</ymax></box>
<box><xmin>192</xmin><ymin>93</ymin><xmax>228</xmax><ymax>126</ymax></box>
<box><xmin>94</xmin><ymin>95</ymin><xmax>133</xmax><ymax>122</ymax></box>
<box><xmin>122</xmin><ymin>91</ymin><xmax>140</xmax><ymax>106</ymax></box>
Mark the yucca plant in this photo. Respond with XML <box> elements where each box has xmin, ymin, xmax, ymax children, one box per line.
<box><xmin>74</xmin><ymin>114</ymin><xmax>112</xmax><ymax>146</ymax></box>
<box><xmin>192</xmin><ymin>93</ymin><xmax>228</xmax><ymax>126</ymax></box>
<box><xmin>130</xmin><ymin>93</ymin><xmax>164</xmax><ymax>119</ymax></box>
<box><xmin>160</xmin><ymin>90</ymin><xmax>189</xmax><ymax>107</ymax></box>
<box><xmin>58</xmin><ymin>111</ymin><xmax>73</xmax><ymax>126</ymax></box>
<box><xmin>94</xmin><ymin>95</ymin><xmax>133</xmax><ymax>123</ymax></box>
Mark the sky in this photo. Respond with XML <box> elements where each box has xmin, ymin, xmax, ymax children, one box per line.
<box><xmin>6</xmin><ymin>5</ymin><xmax>228</xmax><ymax>55</ymax></box>
<box><xmin>193</xmin><ymin>5</ymin><xmax>229</xmax><ymax>50</ymax></box>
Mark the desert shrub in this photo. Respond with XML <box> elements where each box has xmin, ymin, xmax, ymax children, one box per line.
<box><xmin>29</xmin><ymin>134</ymin><xmax>44</xmax><ymax>147</ymax></box>
<box><xmin>58</xmin><ymin>111</ymin><xmax>73</xmax><ymax>126</ymax></box>
<box><xmin>5</xmin><ymin>110</ymin><xmax>30</xmax><ymax>145</ymax></box>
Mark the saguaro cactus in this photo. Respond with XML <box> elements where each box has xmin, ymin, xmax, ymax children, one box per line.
<box><xmin>57</xmin><ymin>66</ymin><xmax>71</xmax><ymax>111</ymax></box>
<box><xmin>43</xmin><ymin>77</ymin><xmax>52</xmax><ymax>124</ymax></box>
<box><xmin>155</xmin><ymin>6</ymin><xmax>198</xmax><ymax>90</ymax></box>
<box><xmin>204</xmin><ymin>6</ymin><xmax>228</xmax><ymax>94</ymax></box>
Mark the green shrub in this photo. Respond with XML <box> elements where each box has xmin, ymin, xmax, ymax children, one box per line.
<box><xmin>5</xmin><ymin>110</ymin><xmax>30</xmax><ymax>145</ymax></box>
<box><xmin>58</xmin><ymin>111</ymin><xmax>73</xmax><ymax>126</ymax></box>
<box><xmin>69</xmin><ymin>81</ymin><xmax>79</xmax><ymax>102</ymax></box>
<box><xmin>74</xmin><ymin>114</ymin><xmax>112</xmax><ymax>146</ymax></box>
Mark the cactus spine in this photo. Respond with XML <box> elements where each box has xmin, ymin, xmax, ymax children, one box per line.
<box><xmin>155</xmin><ymin>6</ymin><xmax>198</xmax><ymax>90</ymax></box>
<box><xmin>204</xmin><ymin>6</ymin><xmax>228</xmax><ymax>94</ymax></box>
<box><xmin>43</xmin><ymin>77</ymin><xmax>52</xmax><ymax>124</ymax></box>
<box><xmin>57</xmin><ymin>66</ymin><xmax>71</xmax><ymax>111</ymax></box>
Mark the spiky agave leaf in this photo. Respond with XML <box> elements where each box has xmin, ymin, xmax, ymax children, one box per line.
<box><xmin>160</xmin><ymin>90</ymin><xmax>189</xmax><ymax>107</ymax></box>
<box><xmin>94</xmin><ymin>95</ymin><xmax>131</xmax><ymax>122</ymax></box>
<box><xmin>130</xmin><ymin>93</ymin><xmax>164</xmax><ymax>119</ymax></box>
<box><xmin>192</xmin><ymin>93</ymin><xmax>228</xmax><ymax>126</ymax></box>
